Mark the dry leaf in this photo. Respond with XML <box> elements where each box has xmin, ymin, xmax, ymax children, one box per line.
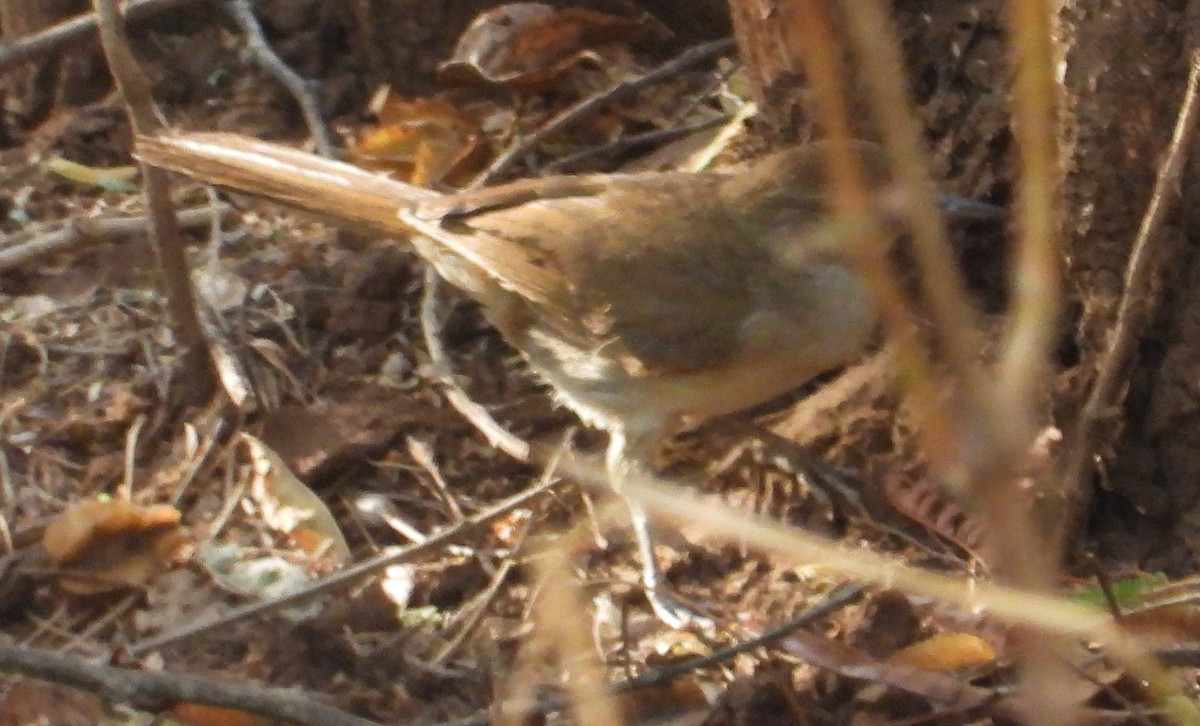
<box><xmin>439</xmin><ymin>2</ymin><xmax>670</xmax><ymax>89</ymax></box>
<box><xmin>199</xmin><ymin>541</ymin><xmax>321</xmax><ymax>622</ymax></box>
<box><xmin>43</xmin><ymin>156</ymin><xmax>138</xmax><ymax>192</ymax></box>
<box><xmin>171</xmin><ymin>701</ymin><xmax>273</xmax><ymax>726</ymax></box>
<box><xmin>352</xmin><ymin>93</ymin><xmax>489</xmax><ymax>187</ymax></box>
<box><xmin>243</xmin><ymin>433</ymin><xmax>351</xmax><ymax>564</ymax></box>
<box><xmin>43</xmin><ymin>498</ymin><xmax>187</xmax><ymax>595</ymax></box>
<box><xmin>886</xmin><ymin>633</ymin><xmax>996</xmax><ymax>672</ymax></box>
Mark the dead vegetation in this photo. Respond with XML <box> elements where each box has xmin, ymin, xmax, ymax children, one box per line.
<box><xmin>0</xmin><ymin>1</ymin><xmax>1198</xmax><ymax>724</ymax></box>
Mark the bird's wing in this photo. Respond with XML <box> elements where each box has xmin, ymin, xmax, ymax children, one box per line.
<box><xmin>418</xmin><ymin>174</ymin><xmax>762</xmax><ymax>376</ymax></box>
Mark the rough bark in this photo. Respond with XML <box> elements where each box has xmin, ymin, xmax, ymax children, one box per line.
<box><xmin>1064</xmin><ymin>2</ymin><xmax>1199</xmax><ymax>572</ymax></box>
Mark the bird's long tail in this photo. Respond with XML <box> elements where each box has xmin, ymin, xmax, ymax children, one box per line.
<box><xmin>135</xmin><ymin>132</ymin><xmax>436</xmax><ymax>237</ymax></box>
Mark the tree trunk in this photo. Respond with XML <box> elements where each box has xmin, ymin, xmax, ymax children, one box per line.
<box><xmin>728</xmin><ymin>0</ymin><xmax>1198</xmax><ymax>570</ymax></box>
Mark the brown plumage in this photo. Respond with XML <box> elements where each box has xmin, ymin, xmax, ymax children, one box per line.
<box><xmin>136</xmin><ymin>133</ymin><xmax>984</xmax><ymax>627</ymax></box>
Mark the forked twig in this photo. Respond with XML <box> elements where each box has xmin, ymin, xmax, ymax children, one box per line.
<box><xmin>224</xmin><ymin>0</ymin><xmax>333</xmax><ymax>156</ymax></box>
<box><xmin>440</xmin><ymin>584</ymin><xmax>866</xmax><ymax>726</ymax></box>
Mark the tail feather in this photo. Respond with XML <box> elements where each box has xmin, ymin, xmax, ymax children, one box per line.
<box><xmin>135</xmin><ymin>132</ymin><xmax>435</xmax><ymax>237</ymax></box>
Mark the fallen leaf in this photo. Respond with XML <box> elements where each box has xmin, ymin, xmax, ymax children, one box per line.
<box><xmin>886</xmin><ymin>633</ymin><xmax>996</xmax><ymax>672</ymax></box>
<box><xmin>171</xmin><ymin>701</ymin><xmax>273</xmax><ymax>726</ymax></box>
<box><xmin>439</xmin><ymin>2</ymin><xmax>670</xmax><ymax>89</ymax></box>
<box><xmin>352</xmin><ymin>93</ymin><xmax>489</xmax><ymax>187</ymax></box>
<box><xmin>43</xmin><ymin>156</ymin><xmax>138</xmax><ymax>192</ymax></box>
<box><xmin>43</xmin><ymin>498</ymin><xmax>187</xmax><ymax>595</ymax></box>
<box><xmin>243</xmin><ymin>433</ymin><xmax>351</xmax><ymax>565</ymax></box>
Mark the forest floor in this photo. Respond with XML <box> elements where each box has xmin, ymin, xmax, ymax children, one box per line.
<box><xmin>0</xmin><ymin>2</ymin><xmax>1180</xmax><ymax>724</ymax></box>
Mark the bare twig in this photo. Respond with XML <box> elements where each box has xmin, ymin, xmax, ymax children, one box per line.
<box><xmin>981</xmin><ymin>3</ymin><xmax>1069</xmax><ymax>721</ymax></box>
<box><xmin>996</xmin><ymin>0</ymin><xmax>1061</xmax><ymax>439</ymax></box>
<box><xmin>532</xmin><ymin>525</ymin><xmax>622</xmax><ymax>726</ymax></box>
<box><xmin>592</xmin><ymin>455</ymin><xmax>1200</xmax><ymax>725</ymax></box>
<box><xmin>0</xmin><ymin>0</ymin><xmax>214</xmax><ymax>75</ymax></box>
<box><xmin>0</xmin><ymin>644</ymin><xmax>378</xmax><ymax>726</ymax></box>
<box><xmin>839</xmin><ymin>1</ymin><xmax>991</xmax><ymax>438</ymax></box>
<box><xmin>419</xmin><ymin>268</ymin><xmax>532</xmax><ymax>462</ymax></box>
<box><xmin>431</xmin><ymin>535</ymin><xmax>525</xmax><ymax>665</ymax></box>
<box><xmin>127</xmin><ymin>472</ymin><xmax>561</xmax><ymax>656</ymax></box>
<box><xmin>473</xmin><ymin>37</ymin><xmax>736</xmax><ymax>186</ymax></box>
<box><xmin>93</xmin><ymin>0</ymin><xmax>216</xmax><ymax>400</ymax></box>
<box><xmin>440</xmin><ymin>583</ymin><xmax>866</xmax><ymax>726</ymax></box>
<box><xmin>1059</xmin><ymin>49</ymin><xmax>1200</xmax><ymax>530</ymax></box>
<box><xmin>224</xmin><ymin>0</ymin><xmax>333</xmax><ymax>156</ymax></box>
<box><xmin>406</xmin><ymin>436</ymin><xmax>466</xmax><ymax>521</ymax></box>
<box><xmin>540</xmin><ymin>115</ymin><xmax>730</xmax><ymax>173</ymax></box>
<box><xmin>91</xmin><ymin>2</ymin><xmax>161</xmax><ymax>133</ymax></box>
<box><xmin>0</xmin><ymin>203</ymin><xmax>228</xmax><ymax>271</ymax></box>
<box><xmin>624</xmin><ymin>583</ymin><xmax>866</xmax><ymax>688</ymax></box>
<box><xmin>783</xmin><ymin>1</ymin><xmax>952</xmax><ymax>463</ymax></box>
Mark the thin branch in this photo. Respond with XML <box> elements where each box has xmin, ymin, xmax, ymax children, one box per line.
<box><xmin>473</xmin><ymin>37</ymin><xmax>736</xmax><ymax>186</ymax></box>
<box><xmin>625</xmin><ymin>583</ymin><xmax>866</xmax><ymax>689</ymax></box>
<box><xmin>540</xmin><ymin>115</ymin><xmax>730</xmax><ymax>173</ymax></box>
<box><xmin>0</xmin><ymin>203</ymin><xmax>228</xmax><ymax>271</ymax></box>
<box><xmin>224</xmin><ymin>0</ymin><xmax>333</xmax><ymax>156</ymax></box>
<box><xmin>0</xmin><ymin>0</ymin><xmax>215</xmax><ymax>75</ymax></box>
<box><xmin>0</xmin><ymin>644</ymin><xmax>378</xmax><ymax>726</ymax></box>
<box><xmin>1059</xmin><ymin>49</ymin><xmax>1200</xmax><ymax>530</ymax></box>
<box><xmin>785</xmin><ymin>0</ymin><xmax>953</xmax><ymax>464</ymax></box>
<box><xmin>127</xmin><ymin>472</ymin><xmax>561</xmax><ymax>656</ymax></box>
<box><xmin>419</xmin><ymin>268</ymin><xmax>532</xmax><ymax>462</ymax></box>
<box><xmin>988</xmin><ymin>3</ymin><xmax>1067</xmax><ymax>721</ymax></box>
<box><xmin>996</xmin><ymin>0</ymin><xmax>1061</xmax><ymax>432</ymax></box>
<box><xmin>839</xmin><ymin>0</ymin><xmax>993</xmax><ymax>446</ymax></box>
<box><xmin>439</xmin><ymin>584</ymin><xmax>867</xmax><ymax>726</ymax></box>
<box><xmin>431</xmin><ymin>548</ymin><xmax>522</xmax><ymax>665</ymax></box>
<box><xmin>92</xmin><ymin>1</ymin><xmax>162</xmax><ymax>134</ymax></box>
<box><xmin>93</xmin><ymin>0</ymin><xmax>216</xmax><ymax>400</ymax></box>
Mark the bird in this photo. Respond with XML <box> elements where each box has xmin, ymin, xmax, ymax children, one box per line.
<box><xmin>135</xmin><ymin>133</ymin><xmax>1001</xmax><ymax>628</ymax></box>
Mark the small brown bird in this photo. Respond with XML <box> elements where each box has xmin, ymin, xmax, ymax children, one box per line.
<box><xmin>136</xmin><ymin>134</ymin><xmax>999</xmax><ymax>627</ymax></box>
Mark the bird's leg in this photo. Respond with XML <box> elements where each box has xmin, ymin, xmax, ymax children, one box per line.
<box><xmin>606</xmin><ymin>429</ymin><xmax>714</xmax><ymax>630</ymax></box>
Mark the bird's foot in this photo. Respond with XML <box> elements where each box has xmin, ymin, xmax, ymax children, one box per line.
<box><xmin>645</xmin><ymin>588</ymin><xmax>716</xmax><ymax>631</ymax></box>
